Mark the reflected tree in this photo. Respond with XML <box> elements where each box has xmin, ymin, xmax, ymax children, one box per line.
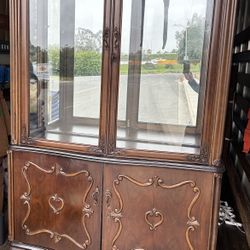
<box><xmin>75</xmin><ymin>28</ymin><xmax>102</xmax><ymax>52</ymax></box>
<box><xmin>175</xmin><ymin>14</ymin><xmax>205</xmax><ymax>62</ymax></box>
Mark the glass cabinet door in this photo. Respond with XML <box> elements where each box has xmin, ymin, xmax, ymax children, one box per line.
<box><xmin>117</xmin><ymin>0</ymin><xmax>211</xmax><ymax>154</ymax></box>
<box><xmin>29</xmin><ymin>0</ymin><xmax>105</xmax><ymax>146</ymax></box>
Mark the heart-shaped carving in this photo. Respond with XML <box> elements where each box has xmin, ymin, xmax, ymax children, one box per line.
<box><xmin>48</xmin><ymin>194</ymin><xmax>64</xmax><ymax>215</ymax></box>
<box><xmin>145</xmin><ymin>208</ymin><xmax>164</xmax><ymax>231</ymax></box>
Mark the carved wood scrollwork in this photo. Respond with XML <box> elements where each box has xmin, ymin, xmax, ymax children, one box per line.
<box><xmin>103</xmin><ymin>28</ymin><xmax>110</xmax><ymax>49</ymax></box>
<box><xmin>21</xmin><ymin>136</ymin><xmax>33</xmax><ymax>145</ymax></box>
<box><xmin>21</xmin><ymin>127</ymin><xmax>33</xmax><ymax>145</ymax></box>
<box><xmin>105</xmin><ymin>190</ymin><xmax>112</xmax><ymax>208</ymax></box>
<box><xmin>20</xmin><ymin>161</ymin><xmax>94</xmax><ymax>249</ymax></box>
<box><xmin>145</xmin><ymin>208</ymin><xmax>164</xmax><ymax>231</ymax></box>
<box><xmin>113</xmin><ymin>27</ymin><xmax>120</xmax><ymax>49</ymax></box>
<box><xmin>109</xmin><ymin>175</ymin><xmax>200</xmax><ymax>250</ymax></box>
<box><xmin>88</xmin><ymin>146</ymin><xmax>103</xmax><ymax>154</ymax></box>
<box><xmin>187</xmin><ymin>146</ymin><xmax>209</xmax><ymax>164</ymax></box>
<box><xmin>111</xmin><ymin>27</ymin><xmax>121</xmax><ymax>62</ymax></box>
<box><xmin>92</xmin><ymin>187</ymin><xmax>100</xmax><ymax>206</ymax></box>
<box><xmin>48</xmin><ymin>194</ymin><xmax>64</xmax><ymax>215</ymax></box>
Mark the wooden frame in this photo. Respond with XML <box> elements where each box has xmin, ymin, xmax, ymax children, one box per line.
<box><xmin>10</xmin><ymin>0</ymin><xmax>237</xmax><ymax>166</ymax></box>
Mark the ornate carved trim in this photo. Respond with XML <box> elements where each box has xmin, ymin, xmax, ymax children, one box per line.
<box><xmin>20</xmin><ymin>161</ymin><xmax>94</xmax><ymax>249</ymax></box>
<box><xmin>187</xmin><ymin>146</ymin><xmax>208</xmax><ymax>164</ymax></box>
<box><xmin>103</xmin><ymin>27</ymin><xmax>110</xmax><ymax>49</ymax></box>
<box><xmin>113</xmin><ymin>27</ymin><xmax>121</xmax><ymax>49</ymax></box>
<box><xmin>108</xmin><ymin>143</ymin><xmax>122</xmax><ymax>156</ymax></box>
<box><xmin>21</xmin><ymin>127</ymin><xmax>33</xmax><ymax>145</ymax></box>
<box><xmin>110</xmin><ymin>175</ymin><xmax>200</xmax><ymax>250</ymax></box>
<box><xmin>186</xmin><ymin>226</ymin><xmax>195</xmax><ymax>250</ymax></box>
<box><xmin>91</xmin><ymin>187</ymin><xmax>100</xmax><ymax>206</ymax></box>
<box><xmin>145</xmin><ymin>208</ymin><xmax>164</xmax><ymax>231</ymax></box>
<box><xmin>48</xmin><ymin>194</ymin><xmax>64</xmax><ymax>215</ymax></box>
<box><xmin>87</xmin><ymin>146</ymin><xmax>103</xmax><ymax>154</ymax></box>
<box><xmin>21</xmin><ymin>136</ymin><xmax>33</xmax><ymax>145</ymax></box>
<box><xmin>105</xmin><ymin>190</ymin><xmax>112</xmax><ymax>208</ymax></box>
<box><xmin>212</xmin><ymin>159</ymin><xmax>223</xmax><ymax>168</ymax></box>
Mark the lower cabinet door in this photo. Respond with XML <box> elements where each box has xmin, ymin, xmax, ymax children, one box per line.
<box><xmin>10</xmin><ymin>150</ymin><xmax>102</xmax><ymax>250</ymax></box>
<box><xmin>102</xmin><ymin>164</ymin><xmax>219</xmax><ymax>250</ymax></box>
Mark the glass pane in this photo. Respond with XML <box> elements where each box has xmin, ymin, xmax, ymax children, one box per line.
<box><xmin>117</xmin><ymin>0</ymin><xmax>210</xmax><ymax>153</ymax></box>
<box><xmin>29</xmin><ymin>0</ymin><xmax>104</xmax><ymax>145</ymax></box>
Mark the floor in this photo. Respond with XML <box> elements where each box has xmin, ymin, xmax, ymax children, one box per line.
<box><xmin>217</xmin><ymin>174</ymin><xmax>249</xmax><ymax>250</ymax></box>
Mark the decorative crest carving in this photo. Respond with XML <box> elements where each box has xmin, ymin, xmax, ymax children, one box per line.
<box><xmin>187</xmin><ymin>146</ymin><xmax>208</xmax><ymax>163</ymax></box>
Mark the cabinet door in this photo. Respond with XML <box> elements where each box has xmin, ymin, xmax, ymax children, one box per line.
<box><xmin>113</xmin><ymin>0</ymin><xmax>213</xmax><ymax>155</ymax></box>
<box><xmin>16</xmin><ymin>0</ymin><xmax>112</xmax><ymax>154</ymax></box>
<box><xmin>10</xmin><ymin>150</ymin><xmax>102</xmax><ymax>250</ymax></box>
<box><xmin>102</xmin><ymin>164</ymin><xmax>216</xmax><ymax>250</ymax></box>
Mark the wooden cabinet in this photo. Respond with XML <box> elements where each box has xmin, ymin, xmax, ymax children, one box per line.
<box><xmin>9</xmin><ymin>150</ymin><xmax>102</xmax><ymax>250</ymax></box>
<box><xmin>102</xmin><ymin>165</ymin><xmax>218</xmax><ymax>250</ymax></box>
<box><xmin>9</xmin><ymin>0</ymin><xmax>237</xmax><ymax>249</ymax></box>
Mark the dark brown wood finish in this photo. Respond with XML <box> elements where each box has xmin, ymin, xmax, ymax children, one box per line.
<box><xmin>107</xmin><ymin>0</ymin><xmax>237</xmax><ymax>165</ymax></box>
<box><xmin>10</xmin><ymin>0</ymin><xmax>113</xmax><ymax>155</ymax></box>
<box><xmin>10</xmin><ymin>0</ymin><xmax>22</xmax><ymax>145</ymax></box>
<box><xmin>102</xmin><ymin>164</ymin><xmax>220</xmax><ymax>250</ymax></box>
<box><xmin>99</xmin><ymin>0</ymin><xmax>113</xmax><ymax>154</ymax></box>
<box><xmin>10</xmin><ymin>0</ymin><xmax>237</xmax><ymax>167</ymax></box>
<box><xmin>8</xmin><ymin>0</ymin><xmax>238</xmax><ymax>249</ymax></box>
<box><xmin>106</xmin><ymin>0</ymin><xmax>122</xmax><ymax>154</ymax></box>
<box><xmin>7</xmin><ymin>150</ymin><xmax>14</xmax><ymax>241</ymax></box>
<box><xmin>10</xmin><ymin>150</ymin><xmax>102</xmax><ymax>250</ymax></box>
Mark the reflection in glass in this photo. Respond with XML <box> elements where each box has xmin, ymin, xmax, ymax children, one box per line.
<box><xmin>29</xmin><ymin>0</ymin><xmax>103</xmax><ymax>145</ymax></box>
<box><xmin>117</xmin><ymin>0</ymin><xmax>210</xmax><ymax>153</ymax></box>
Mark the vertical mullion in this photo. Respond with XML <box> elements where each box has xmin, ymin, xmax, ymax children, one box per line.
<box><xmin>20</xmin><ymin>0</ymin><xmax>29</xmax><ymax>143</ymax></box>
<box><xmin>99</xmin><ymin>0</ymin><xmax>115</xmax><ymax>154</ymax></box>
<box><xmin>105</xmin><ymin>0</ymin><xmax>122</xmax><ymax>154</ymax></box>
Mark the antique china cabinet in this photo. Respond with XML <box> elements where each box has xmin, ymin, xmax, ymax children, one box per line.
<box><xmin>8</xmin><ymin>0</ymin><xmax>236</xmax><ymax>249</ymax></box>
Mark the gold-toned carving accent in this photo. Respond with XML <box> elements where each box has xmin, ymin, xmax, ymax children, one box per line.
<box><xmin>110</xmin><ymin>211</ymin><xmax>122</xmax><ymax>220</ymax></box>
<box><xmin>112</xmin><ymin>217</ymin><xmax>122</xmax><ymax>250</ymax></box>
<box><xmin>187</xmin><ymin>220</ymin><xmax>200</xmax><ymax>227</ymax></box>
<box><xmin>105</xmin><ymin>190</ymin><xmax>112</xmax><ymax>208</ymax></box>
<box><xmin>186</xmin><ymin>226</ymin><xmax>195</xmax><ymax>250</ymax></box>
<box><xmin>110</xmin><ymin>175</ymin><xmax>200</xmax><ymax>250</ymax></box>
<box><xmin>145</xmin><ymin>208</ymin><xmax>164</xmax><ymax>231</ymax></box>
<box><xmin>20</xmin><ymin>161</ymin><xmax>94</xmax><ymax>249</ymax></box>
<box><xmin>113</xmin><ymin>27</ymin><xmax>121</xmax><ymax>49</ymax></box>
<box><xmin>91</xmin><ymin>187</ymin><xmax>100</xmax><ymax>206</ymax></box>
<box><xmin>21</xmin><ymin>127</ymin><xmax>33</xmax><ymax>144</ymax></box>
<box><xmin>21</xmin><ymin>136</ymin><xmax>33</xmax><ymax>145</ymax></box>
<box><xmin>48</xmin><ymin>194</ymin><xmax>64</xmax><ymax>215</ymax></box>
<box><xmin>212</xmin><ymin>159</ymin><xmax>223</xmax><ymax>167</ymax></box>
<box><xmin>187</xmin><ymin>146</ymin><xmax>208</xmax><ymax>163</ymax></box>
<box><xmin>88</xmin><ymin>146</ymin><xmax>103</xmax><ymax>154</ymax></box>
<box><xmin>103</xmin><ymin>28</ymin><xmax>110</xmax><ymax>49</ymax></box>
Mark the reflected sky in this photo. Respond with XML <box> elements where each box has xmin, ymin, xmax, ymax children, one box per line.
<box><xmin>30</xmin><ymin>0</ymin><xmax>207</xmax><ymax>52</ymax></box>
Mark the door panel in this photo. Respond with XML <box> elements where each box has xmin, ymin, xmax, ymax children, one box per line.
<box><xmin>12</xmin><ymin>150</ymin><xmax>102</xmax><ymax>250</ymax></box>
<box><xmin>28</xmin><ymin>0</ymin><xmax>107</xmax><ymax>147</ymax></box>
<box><xmin>102</xmin><ymin>164</ymin><xmax>215</xmax><ymax>250</ymax></box>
